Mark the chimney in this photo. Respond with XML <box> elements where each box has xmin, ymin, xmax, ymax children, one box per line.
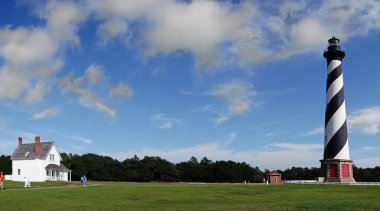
<box><xmin>18</xmin><ymin>137</ymin><xmax>23</xmax><ymax>145</ymax></box>
<box><xmin>35</xmin><ymin>136</ymin><xmax>41</xmax><ymax>157</ymax></box>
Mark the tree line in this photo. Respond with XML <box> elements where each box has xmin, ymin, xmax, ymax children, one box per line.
<box><xmin>1</xmin><ymin>153</ymin><xmax>379</xmax><ymax>182</ymax></box>
<box><xmin>61</xmin><ymin>153</ymin><xmax>264</xmax><ymax>182</ymax></box>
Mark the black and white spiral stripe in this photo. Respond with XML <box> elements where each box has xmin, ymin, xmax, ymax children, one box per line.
<box><xmin>324</xmin><ymin>59</ymin><xmax>350</xmax><ymax>160</ymax></box>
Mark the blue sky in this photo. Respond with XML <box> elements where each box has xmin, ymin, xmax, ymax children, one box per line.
<box><xmin>1</xmin><ymin>0</ymin><xmax>379</xmax><ymax>170</ymax></box>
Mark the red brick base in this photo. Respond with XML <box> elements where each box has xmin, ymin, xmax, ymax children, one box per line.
<box><xmin>320</xmin><ymin>159</ymin><xmax>355</xmax><ymax>182</ymax></box>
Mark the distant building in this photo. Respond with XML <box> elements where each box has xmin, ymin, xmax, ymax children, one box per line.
<box><xmin>9</xmin><ymin>136</ymin><xmax>71</xmax><ymax>182</ymax></box>
<box><xmin>266</xmin><ymin>171</ymin><xmax>281</xmax><ymax>184</ymax></box>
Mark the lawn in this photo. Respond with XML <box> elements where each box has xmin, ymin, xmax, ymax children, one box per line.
<box><xmin>1</xmin><ymin>181</ymin><xmax>379</xmax><ymax>210</ymax></box>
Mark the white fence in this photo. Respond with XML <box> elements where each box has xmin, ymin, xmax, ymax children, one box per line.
<box><xmin>284</xmin><ymin>180</ymin><xmax>380</xmax><ymax>186</ymax></box>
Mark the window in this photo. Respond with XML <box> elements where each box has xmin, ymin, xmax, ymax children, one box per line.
<box><xmin>18</xmin><ymin>169</ymin><xmax>21</xmax><ymax>175</ymax></box>
<box><xmin>50</xmin><ymin>154</ymin><xmax>54</xmax><ymax>162</ymax></box>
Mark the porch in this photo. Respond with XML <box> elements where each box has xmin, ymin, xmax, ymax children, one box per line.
<box><xmin>45</xmin><ymin>164</ymin><xmax>72</xmax><ymax>181</ymax></box>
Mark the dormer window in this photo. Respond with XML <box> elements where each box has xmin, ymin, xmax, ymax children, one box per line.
<box><xmin>50</xmin><ymin>154</ymin><xmax>54</xmax><ymax>162</ymax></box>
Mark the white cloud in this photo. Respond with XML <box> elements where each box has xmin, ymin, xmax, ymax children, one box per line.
<box><xmin>32</xmin><ymin>106</ymin><xmax>59</xmax><ymax>120</ymax></box>
<box><xmin>2</xmin><ymin>1</ymin><xmax>380</xmax><ymax>86</ymax></box>
<box><xmin>70</xmin><ymin>136</ymin><xmax>93</xmax><ymax>144</ymax></box>
<box><xmin>79</xmin><ymin>93</ymin><xmax>117</xmax><ymax>119</ymax></box>
<box><xmin>103</xmin><ymin>141</ymin><xmax>323</xmax><ymax>170</ymax></box>
<box><xmin>0</xmin><ymin>1</ymin><xmax>85</xmax><ymax>104</ymax></box>
<box><xmin>214</xmin><ymin>114</ymin><xmax>230</xmax><ymax>125</ymax></box>
<box><xmin>0</xmin><ymin>68</ymin><xmax>28</xmax><ymax>100</ymax></box>
<box><xmin>38</xmin><ymin>59</ymin><xmax>64</xmax><ymax>78</ymax></box>
<box><xmin>208</xmin><ymin>81</ymin><xmax>256</xmax><ymax>113</ymax></box>
<box><xmin>44</xmin><ymin>0</ymin><xmax>86</xmax><ymax>47</ymax></box>
<box><xmin>85</xmin><ymin>64</ymin><xmax>104</xmax><ymax>85</ymax></box>
<box><xmin>143</xmin><ymin>1</ymin><xmax>251</xmax><ymax>71</ymax></box>
<box><xmin>355</xmin><ymin>157</ymin><xmax>380</xmax><ymax>168</ymax></box>
<box><xmin>348</xmin><ymin>106</ymin><xmax>380</xmax><ymax>135</ymax></box>
<box><xmin>86</xmin><ymin>0</ymin><xmax>254</xmax><ymax>72</ymax></box>
<box><xmin>109</xmin><ymin>83</ymin><xmax>133</xmax><ymax>99</ymax></box>
<box><xmin>0</xmin><ymin>27</ymin><xmax>57</xmax><ymax>68</ymax></box>
<box><xmin>304</xmin><ymin>106</ymin><xmax>380</xmax><ymax>136</ymax></box>
<box><xmin>304</xmin><ymin>127</ymin><xmax>324</xmax><ymax>136</ymax></box>
<box><xmin>151</xmin><ymin>113</ymin><xmax>181</xmax><ymax>129</ymax></box>
<box><xmin>361</xmin><ymin>146</ymin><xmax>378</xmax><ymax>151</ymax></box>
<box><xmin>97</xmin><ymin>19</ymin><xmax>128</xmax><ymax>45</ymax></box>
<box><xmin>60</xmin><ymin>73</ymin><xmax>117</xmax><ymax>119</ymax></box>
<box><xmin>180</xmin><ymin>90</ymin><xmax>194</xmax><ymax>96</ymax></box>
<box><xmin>355</xmin><ymin>146</ymin><xmax>378</xmax><ymax>152</ymax></box>
<box><xmin>83</xmin><ymin>0</ymin><xmax>380</xmax><ymax>70</ymax></box>
<box><xmin>265</xmin><ymin>132</ymin><xmax>274</xmax><ymax>138</ymax></box>
<box><xmin>304</xmin><ymin>104</ymin><xmax>380</xmax><ymax>137</ymax></box>
<box><xmin>224</xmin><ymin>132</ymin><xmax>237</xmax><ymax>146</ymax></box>
<box><xmin>207</xmin><ymin>81</ymin><xmax>256</xmax><ymax>124</ymax></box>
<box><xmin>25</xmin><ymin>82</ymin><xmax>49</xmax><ymax>104</ymax></box>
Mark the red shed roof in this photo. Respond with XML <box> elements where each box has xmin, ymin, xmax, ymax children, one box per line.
<box><xmin>266</xmin><ymin>171</ymin><xmax>281</xmax><ymax>176</ymax></box>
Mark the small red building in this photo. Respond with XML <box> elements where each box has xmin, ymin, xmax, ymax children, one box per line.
<box><xmin>266</xmin><ymin>171</ymin><xmax>281</xmax><ymax>184</ymax></box>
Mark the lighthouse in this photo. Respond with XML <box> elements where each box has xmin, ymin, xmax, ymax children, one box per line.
<box><xmin>320</xmin><ymin>37</ymin><xmax>355</xmax><ymax>182</ymax></box>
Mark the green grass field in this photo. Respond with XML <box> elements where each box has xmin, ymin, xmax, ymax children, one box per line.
<box><xmin>1</xmin><ymin>181</ymin><xmax>379</xmax><ymax>210</ymax></box>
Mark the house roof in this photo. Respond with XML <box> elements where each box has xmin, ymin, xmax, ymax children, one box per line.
<box><xmin>45</xmin><ymin>163</ymin><xmax>71</xmax><ymax>172</ymax></box>
<box><xmin>11</xmin><ymin>142</ymin><xmax>54</xmax><ymax>160</ymax></box>
<box><xmin>266</xmin><ymin>171</ymin><xmax>281</xmax><ymax>176</ymax></box>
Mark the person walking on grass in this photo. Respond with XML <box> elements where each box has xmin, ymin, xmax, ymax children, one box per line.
<box><xmin>0</xmin><ymin>172</ymin><xmax>5</xmax><ymax>191</ymax></box>
<box><xmin>81</xmin><ymin>175</ymin><xmax>87</xmax><ymax>186</ymax></box>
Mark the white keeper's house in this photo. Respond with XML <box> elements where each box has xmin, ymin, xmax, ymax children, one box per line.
<box><xmin>9</xmin><ymin>136</ymin><xmax>72</xmax><ymax>182</ymax></box>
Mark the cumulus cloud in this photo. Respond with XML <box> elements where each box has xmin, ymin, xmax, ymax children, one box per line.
<box><xmin>2</xmin><ymin>0</ymin><xmax>380</xmax><ymax>105</ymax></box>
<box><xmin>151</xmin><ymin>113</ymin><xmax>181</xmax><ymax>129</ymax></box>
<box><xmin>2</xmin><ymin>1</ymin><xmax>380</xmax><ymax>87</ymax></box>
<box><xmin>0</xmin><ymin>0</ymin><xmax>85</xmax><ymax>103</ymax></box>
<box><xmin>109</xmin><ymin>83</ymin><xmax>133</xmax><ymax>99</ymax></box>
<box><xmin>25</xmin><ymin>82</ymin><xmax>49</xmax><ymax>104</ymax></box>
<box><xmin>97</xmin><ymin>19</ymin><xmax>128</xmax><ymax>45</ymax></box>
<box><xmin>86</xmin><ymin>0</ymin><xmax>255</xmax><ymax>72</ymax></box>
<box><xmin>103</xmin><ymin>141</ymin><xmax>323</xmax><ymax>170</ymax></box>
<box><xmin>348</xmin><ymin>106</ymin><xmax>380</xmax><ymax>135</ymax></box>
<box><xmin>0</xmin><ymin>68</ymin><xmax>28</xmax><ymax>100</ymax></box>
<box><xmin>85</xmin><ymin>64</ymin><xmax>104</xmax><ymax>85</ymax></box>
<box><xmin>32</xmin><ymin>106</ymin><xmax>59</xmax><ymax>120</ymax></box>
<box><xmin>44</xmin><ymin>0</ymin><xmax>86</xmax><ymax>47</ymax></box>
<box><xmin>60</xmin><ymin>72</ymin><xmax>117</xmax><ymax>119</ymax></box>
<box><xmin>2</xmin><ymin>0</ymin><xmax>380</xmax><ymax>122</ymax></box>
<box><xmin>83</xmin><ymin>0</ymin><xmax>380</xmax><ymax>70</ymax></box>
<box><xmin>206</xmin><ymin>81</ymin><xmax>256</xmax><ymax>124</ymax></box>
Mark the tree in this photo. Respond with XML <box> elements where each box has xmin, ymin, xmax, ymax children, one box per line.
<box><xmin>121</xmin><ymin>155</ymin><xmax>140</xmax><ymax>181</ymax></box>
<box><xmin>0</xmin><ymin>155</ymin><xmax>11</xmax><ymax>174</ymax></box>
<box><xmin>200</xmin><ymin>157</ymin><xmax>214</xmax><ymax>182</ymax></box>
<box><xmin>70</xmin><ymin>153</ymin><xmax>122</xmax><ymax>181</ymax></box>
<box><xmin>140</xmin><ymin>156</ymin><xmax>179</xmax><ymax>182</ymax></box>
<box><xmin>279</xmin><ymin>167</ymin><xmax>320</xmax><ymax>180</ymax></box>
<box><xmin>176</xmin><ymin>156</ymin><xmax>203</xmax><ymax>181</ymax></box>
